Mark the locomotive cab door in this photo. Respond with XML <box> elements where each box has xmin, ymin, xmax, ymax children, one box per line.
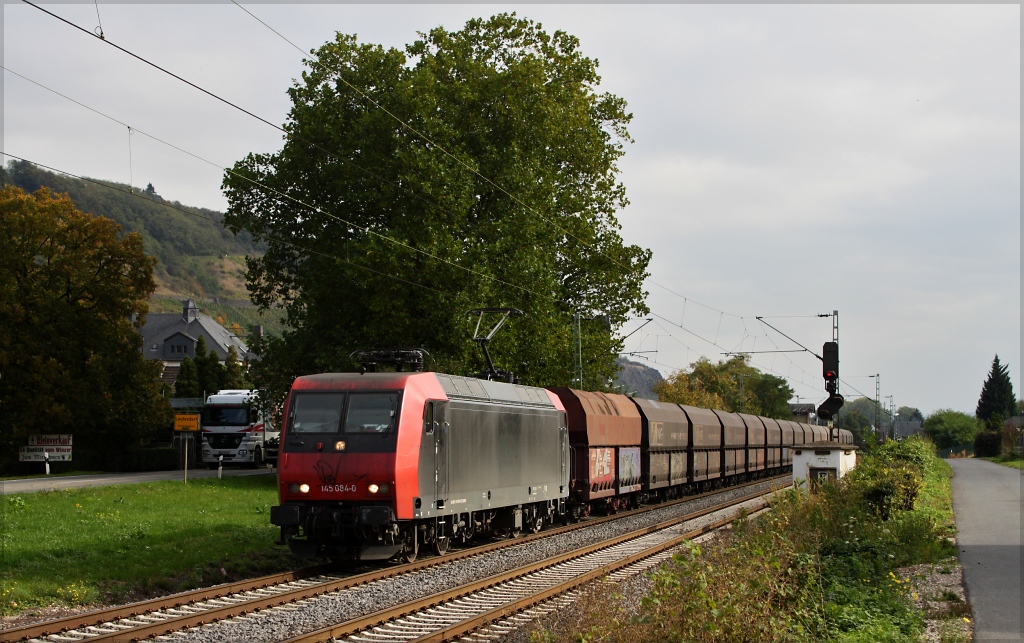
<box><xmin>431</xmin><ymin>401</ymin><xmax>449</xmax><ymax>510</ymax></box>
<box><xmin>560</xmin><ymin>417</ymin><xmax>568</xmax><ymax>492</ymax></box>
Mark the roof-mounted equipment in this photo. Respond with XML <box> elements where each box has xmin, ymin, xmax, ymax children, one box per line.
<box><xmin>349</xmin><ymin>348</ymin><xmax>429</xmax><ymax>374</ymax></box>
<box><xmin>467</xmin><ymin>308</ymin><xmax>524</xmax><ymax>383</ymax></box>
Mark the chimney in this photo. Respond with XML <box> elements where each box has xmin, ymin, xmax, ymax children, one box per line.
<box><xmin>182</xmin><ymin>298</ymin><xmax>199</xmax><ymax>323</ymax></box>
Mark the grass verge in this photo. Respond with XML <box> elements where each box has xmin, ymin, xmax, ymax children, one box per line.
<box><xmin>979</xmin><ymin>454</ymin><xmax>1024</xmax><ymax>470</ymax></box>
<box><xmin>529</xmin><ymin>437</ymin><xmax>959</xmax><ymax>642</ymax></box>
<box><xmin>0</xmin><ymin>471</ymin><xmax>106</xmax><ymax>481</ymax></box>
<box><xmin>1</xmin><ymin>475</ymin><xmax>301</xmax><ymax>617</ymax></box>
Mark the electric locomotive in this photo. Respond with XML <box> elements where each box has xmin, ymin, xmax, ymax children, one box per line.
<box><xmin>271</xmin><ymin>368</ymin><xmax>569</xmax><ymax>561</ymax></box>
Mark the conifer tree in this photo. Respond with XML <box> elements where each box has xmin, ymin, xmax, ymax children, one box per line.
<box><xmin>223</xmin><ymin>346</ymin><xmax>247</xmax><ymax>389</ymax></box>
<box><xmin>175</xmin><ymin>356</ymin><xmax>201</xmax><ymax>398</ymax></box>
<box><xmin>194</xmin><ymin>336</ymin><xmax>225</xmax><ymax>396</ymax></box>
<box><xmin>976</xmin><ymin>354</ymin><xmax>1015</xmax><ymax>423</ymax></box>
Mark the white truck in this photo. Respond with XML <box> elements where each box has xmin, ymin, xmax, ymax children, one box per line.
<box><xmin>200</xmin><ymin>390</ymin><xmax>279</xmax><ymax>468</ymax></box>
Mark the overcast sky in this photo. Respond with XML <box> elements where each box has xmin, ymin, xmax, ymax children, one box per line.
<box><xmin>3</xmin><ymin>3</ymin><xmax>1019</xmax><ymax>416</ymax></box>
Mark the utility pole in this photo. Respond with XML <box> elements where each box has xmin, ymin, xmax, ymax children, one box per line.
<box><xmin>573</xmin><ymin>312</ymin><xmax>583</xmax><ymax>388</ymax></box>
<box><xmin>875</xmin><ymin>374</ymin><xmax>881</xmax><ymax>437</ymax></box>
<box><xmin>831</xmin><ymin>307</ymin><xmax>839</xmax><ymax>395</ymax></box>
<box><xmin>887</xmin><ymin>395</ymin><xmax>895</xmax><ymax>441</ymax></box>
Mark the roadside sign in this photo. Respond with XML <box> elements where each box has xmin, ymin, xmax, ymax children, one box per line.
<box><xmin>19</xmin><ymin>445</ymin><xmax>72</xmax><ymax>462</ymax></box>
<box><xmin>28</xmin><ymin>434</ymin><xmax>72</xmax><ymax>446</ymax></box>
<box><xmin>175</xmin><ymin>413</ymin><xmax>200</xmax><ymax>432</ymax></box>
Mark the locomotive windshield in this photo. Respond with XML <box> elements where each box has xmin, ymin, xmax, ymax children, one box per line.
<box><xmin>203</xmin><ymin>406</ymin><xmax>250</xmax><ymax>426</ymax></box>
<box><xmin>290</xmin><ymin>392</ymin><xmax>398</xmax><ymax>435</ymax></box>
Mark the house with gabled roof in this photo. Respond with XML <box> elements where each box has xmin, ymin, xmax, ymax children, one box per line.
<box><xmin>140</xmin><ymin>298</ymin><xmax>249</xmax><ymax>387</ymax></box>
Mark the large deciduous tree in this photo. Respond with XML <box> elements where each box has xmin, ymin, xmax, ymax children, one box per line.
<box><xmin>222</xmin><ymin>14</ymin><xmax>650</xmax><ymax>396</ymax></box>
<box><xmin>976</xmin><ymin>355</ymin><xmax>1015</xmax><ymax>427</ymax></box>
<box><xmin>923</xmin><ymin>409</ymin><xmax>980</xmax><ymax>449</ymax></box>
<box><xmin>0</xmin><ymin>186</ymin><xmax>168</xmax><ymax>471</ymax></box>
<box><xmin>653</xmin><ymin>356</ymin><xmax>794</xmax><ymax>419</ymax></box>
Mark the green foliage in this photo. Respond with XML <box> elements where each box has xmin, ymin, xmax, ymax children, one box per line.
<box><xmin>837</xmin><ymin>396</ymin><xmax>882</xmax><ymax>425</ymax></box>
<box><xmin>838</xmin><ymin>409</ymin><xmax>876</xmax><ymax>446</ymax></box>
<box><xmin>222</xmin><ymin>14</ymin><xmax>650</xmax><ymax>398</ymax></box>
<box><xmin>3</xmin><ymin>160</ymin><xmax>260</xmax><ymax>299</ymax></box>
<box><xmin>896</xmin><ymin>406</ymin><xmax>924</xmax><ymax>423</ymax></box>
<box><xmin>845</xmin><ymin>460</ymin><xmax>923</xmax><ymax>520</ymax></box>
<box><xmin>0</xmin><ymin>186</ymin><xmax>171</xmax><ymax>473</ymax></box>
<box><xmin>923</xmin><ymin>409</ymin><xmax>980</xmax><ymax>449</ymax></box>
<box><xmin>973</xmin><ymin>430</ymin><xmax>1002</xmax><ymax>457</ymax></box>
<box><xmin>842</xmin><ymin>438</ymin><xmax>936</xmax><ymax>519</ymax></box>
<box><xmin>976</xmin><ymin>355</ymin><xmax>1016</xmax><ymax>422</ymax></box>
<box><xmin>654</xmin><ymin>355</ymin><xmax>794</xmax><ymax>418</ymax></box>
<box><xmin>194</xmin><ymin>336</ymin><xmax>224</xmax><ymax>396</ymax></box>
<box><xmin>223</xmin><ymin>346</ymin><xmax>248</xmax><ymax>389</ymax></box>
<box><xmin>174</xmin><ymin>357</ymin><xmax>201</xmax><ymax>398</ymax></box>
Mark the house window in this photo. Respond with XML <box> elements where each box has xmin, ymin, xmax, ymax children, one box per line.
<box><xmin>150</xmin><ymin>343</ymin><xmax>158</xmax><ymax>351</ymax></box>
<box><xmin>170</xmin><ymin>345</ymin><xmax>187</xmax><ymax>355</ymax></box>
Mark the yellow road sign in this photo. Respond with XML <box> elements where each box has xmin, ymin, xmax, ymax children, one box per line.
<box><xmin>175</xmin><ymin>413</ymin><xmax>200</xmax><ymax>432</ymax></box>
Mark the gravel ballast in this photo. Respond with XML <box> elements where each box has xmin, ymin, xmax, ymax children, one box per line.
<box><xmin>172</xmin><ymin>481</ymin><xmax>785</xmax><ymax>642</ymax></box>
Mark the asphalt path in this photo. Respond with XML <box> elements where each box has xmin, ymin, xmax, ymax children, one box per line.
<box><xmin>0</xmin><ymin>467</ymin><xmax>275</xmax><ymax>495</ymax></box>
<box><xmin>948</xmin><ymin>458</ymin><xmax>1022</xmax><ymax>642</ymax></box>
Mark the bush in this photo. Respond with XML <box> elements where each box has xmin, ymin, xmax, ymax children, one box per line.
<box><xmin>973</xmin><ymin>430</ymin><xmax>1002</xmax><ymax>457</ymax></box>
<box><xmin>843</xmin><ymin>438</ymin><xmax>933</xmax><ymax>519</ymax></box>
<box><xmin>845</xmin><ymin>461</ymin><xmax>923</xmax><ymax>519</ymax></box>
<box><xmin>875</xmin><ymin>437</ymin><xmax>935</xmax><ymax>475</ymax></box>
<box><xmin>923</xmin><ymin>410</ymin><xmax>979</xmax><ymax>449</ymax></box>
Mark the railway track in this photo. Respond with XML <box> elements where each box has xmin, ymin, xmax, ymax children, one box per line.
<box><xmin>282</xmin><ymin>495</ymin><xmax>767</xmax><ymax>643</ymax></box>
<box><xmin>1</xmin><ymin>476</ymin><xmax>788</xmax><ymax>643</ymax></box>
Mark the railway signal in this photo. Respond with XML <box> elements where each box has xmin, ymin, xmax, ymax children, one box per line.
<box><xmin>817</xmin><ymin>393</ymin><xmax>845</xmax><ymax>421</ymax></box>
<box><xmin>822</xmin><ymin>341</ymin><xmax>839</xmax><ymax>393</ymax></box>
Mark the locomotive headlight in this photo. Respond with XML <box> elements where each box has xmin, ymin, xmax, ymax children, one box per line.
<box><xmin>368</xmin><ymin>483</ymin><xmax>389</xmax><ymax>494</ymax></box>
<box><xmin>299</xmin><ymin>484</ymin><xmax>310</xmax><ymax>494</ymax></box>
<box><xmin>368</xmin><ymin>484</ymin><xmax>379</xmax><ymax>494</ymax></box>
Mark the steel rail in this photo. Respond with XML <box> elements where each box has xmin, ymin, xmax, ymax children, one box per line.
<box><xmin>414</xmin><ymin>511</ymin><xmax>747</xmax><ymax>643</ymax></box>
<box><xmin>281</xmin><ymin>492</ymin><xmax>770</xmax><ymax>643</ymax></box>
<box><xmin>0</xmin><ymin>564</ymin><xmax>334</xmax><ymax>643</ymax></box>
<box><xmin>1</xmin><ymin>474</ymin><xmax>789</xmax><ymax>643</ymax></box>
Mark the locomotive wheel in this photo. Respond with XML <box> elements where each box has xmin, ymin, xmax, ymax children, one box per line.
<box><xmin>531</xmin><ymin>518</ymin><xmax>543</xmax><ymax>533</ymax></box>
<box><xmin>401</xmin><ymin>531</ymin><xmax>418</xmax><ymax>563</ymax></box>
<box><xmin>433</xmin><ymin>535</ymin><xmax>451</xmax><ymax>555</ymax></box>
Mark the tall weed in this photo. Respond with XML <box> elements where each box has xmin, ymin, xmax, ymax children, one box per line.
<box><xmin>546</xmin><ymin>437</ymin><xmax>952</xmax><ymax>642</ymax></box>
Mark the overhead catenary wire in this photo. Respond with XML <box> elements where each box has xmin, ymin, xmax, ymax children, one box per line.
<box><xmin>15</xmin><ymin>4</ymin><xmax>855</xmax><ymax>398</ymax></box>
<box><xmin>1</xmin><ymin>153</ymin><xmax>448</xmax><ymax>298</ymax></box>
<box><xmin>22</xmin><ymin>0</ymin><xmax>786</xmax><ymax>345</ymax></box>
<box><xmin>228</xmin><ymin>0</ymin><xmax>744</xmax><ymax>322</ymax></box>
<box><xmin>14</xmin><ymin>0</ymin><xmax>562</xmax><ymax>306</ymax></box>
<box><xmin>0</xmin><ymin>63</ymin><xmax>560</xmax><ymax>307</ymax></box>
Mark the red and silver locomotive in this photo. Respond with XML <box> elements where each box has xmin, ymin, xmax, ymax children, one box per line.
<box><xmin>271</xmin><ymin>368</ymin><xmax>568</xmax><ymax>561</ymax></box>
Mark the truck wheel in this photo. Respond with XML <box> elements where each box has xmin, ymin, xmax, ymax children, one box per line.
<box><xmin>247</xmin><ymin>448</ymin><xmax>263</xmax><ymax>469</ymax></box>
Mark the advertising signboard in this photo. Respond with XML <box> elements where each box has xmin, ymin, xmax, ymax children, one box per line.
<box><xmin>27</xmin><ymin>434</ymin><xmax>73</xmax><ymax>446</ymax></box>
<box><xmin>19</xmin><ymin>445</ymin><xmax>72</xmax><ymax>462</ymax></box>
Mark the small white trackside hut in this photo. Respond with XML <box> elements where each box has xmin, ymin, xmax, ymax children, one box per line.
<box><xmin>792</xmin><ymin>442</ymin><xmax>858</xmax><ymax>489</ymax></box>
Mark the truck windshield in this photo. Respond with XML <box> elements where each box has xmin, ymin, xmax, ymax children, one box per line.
<box><xmin>203</xmin><ymin>406</ymin><xmax>250</xmax><ymax>426</ymax></box>
<box><xmin>290</xmin><ymin>392</ymin><xmax>398</xmax><ymax>435</ymax></box>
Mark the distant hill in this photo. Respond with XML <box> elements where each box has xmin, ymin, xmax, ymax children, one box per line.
<box><xmin>3</xmin><ymin>160</ymin><xmax>287</xmax><ymax>335</ymax></box>
<box><xmin>614</xmin><ymin>357</ymin><xmax>664</xmax><ymax>399</ymax></box>
<box><xmin>2</xmin><ymin>160</ymin><xmax>258</xmax><ymax>300</ymax></box>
